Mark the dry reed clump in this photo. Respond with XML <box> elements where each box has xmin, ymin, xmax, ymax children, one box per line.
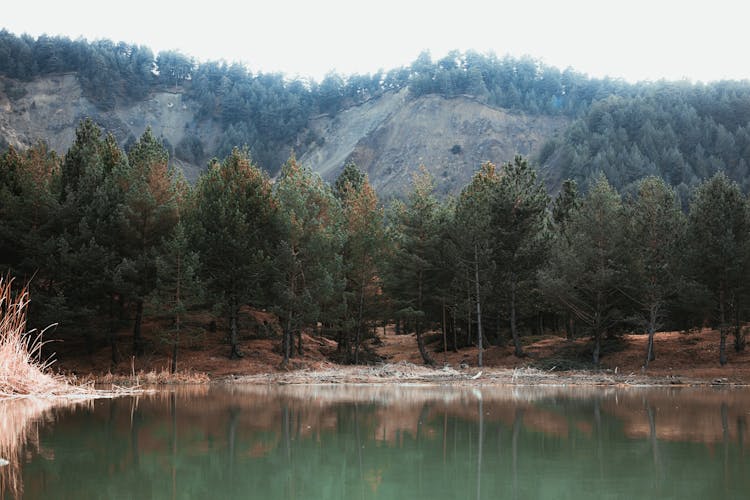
<box><xmin>0</xmin><ymin>278</ymin><xmax>93</xmax><ymax>398</ymax></box>
<box><xmin>90</xmin><ymin>367</ymin><xmax>210</xmax><ymax>386</ymax></box>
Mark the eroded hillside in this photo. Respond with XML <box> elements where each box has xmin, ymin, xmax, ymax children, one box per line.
<box><xmin>1</xmin><ymin>74</ymin><xmax>569</xmax><ymax>194</ymax></box>
<box><xmin>0</xmin><ymin>73</ymin><xmax>221</xmax><ymax>181</ymax></box>
<box><xmin>299</xmin><ymin>90</ymin><xmax>570</xmax><ymax>195</ymax></box>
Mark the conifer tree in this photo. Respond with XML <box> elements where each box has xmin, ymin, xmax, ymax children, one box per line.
<box><xmin>542</xmin><ymin>174</ymin><xmax>626</xmax><ymax>365</ymax></box>
<box><xmin>490</xmin><ymin>156</ymin><xmax>550</xmax><ymax>357</ymax></box>
<box><xmin>273</xmin><ymin>155</ymin><xmax>344</xmax><ymax>368</ymax></box>
<box><xmin>686</xmin><ymin>172</ymin><xmax>749</xmax><ymax>364</ymax></box>
<box><xmin>117</xmin><ymin>128</ymin><xmax>179</xmax><ymax>356</ymax></box>
<box><xmin>193</xmin><ymin>147</ymin><xmax>278</xmax><ymax>359</ymax></box>
<box><xmin>0</xmin><ymin>142</ymin><xmax>61</xmax><ymax>328</ymax></box>
<box><xmin>384</xmin><ymin>168</ymin><xmax>441</xmax><ymax>366</ymax></box>
<box><xmin>625</xmin><ymin>176</ymin><xmax>684</xmax><ymax>368</ymax></box>
<box><xmin>335</xmin><ymin>164</ymin><xmax>385</xmax><ymax>363</ymax></box>
<box><xmin>452</xmin><ymin>162</ymin><xmax>500</xmax><ymax>365</ymax></box>
<box><xmin>56</xmin><ymin>119</ymin><xmax>126</xmax><ymax>361</ymax></box>
<box><xmin>549</xmin><ymin>179</ymin><xmax>580</xmax><ymax>339</ymax></box>
<box><xmin>150</xmin><ymin>174</ymin><xmax>201</xmax><ymax>372</ymax></box>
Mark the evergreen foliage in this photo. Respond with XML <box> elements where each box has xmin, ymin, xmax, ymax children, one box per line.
<box><xmin>541</xmin><ymin>175</ymin><xmax>628</xmax><ymax>365</ymax></box>
<box><xmin>335</xmin><ymin>163</ymin><xmax>385</xmax><ymax>363</ymax></box>
<box><xmin>685</xmin><ymin>172</ymin><xmax>750</xmax><ymax>364</ymax></box>
<box><xmin>192</xmin><ymin>147</ymin><xmax>278</xmax><ymax>358</ymax></box>
<box><xmin>272</xmin><ymin>155</ymin><xmax>344</xmax><ymax>368</ymax></box>
<box><xmin>490</xmin><ymin>156</ymin><xmax>550</xmax><ymax>357</ymax></box>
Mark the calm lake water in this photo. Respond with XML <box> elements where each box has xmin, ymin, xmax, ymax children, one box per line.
<box><xmin>2</xmin><ymin>384</ymin><xmax>749</xmax><ymax>499</ymax></box>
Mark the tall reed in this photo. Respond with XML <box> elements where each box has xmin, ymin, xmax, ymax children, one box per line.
<box><xmin>0</xmin><ymin>277</ymin><xmax>71</xmax><ymax>397</ymax></box>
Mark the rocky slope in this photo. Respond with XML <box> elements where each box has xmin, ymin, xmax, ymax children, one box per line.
<box><xmin>0</xmin><ymin>73</ymin><xmax>220</xmax><ymax>181</ymax></box>
<box><xmin>1</xmin><ymin>74</ymin><xmax>568</xmax><ymax>194</ymax></box>
<box><xmin>299</xmin><ymin>89</ymin><xmax>570</xmax><ymax>195</ymax></box>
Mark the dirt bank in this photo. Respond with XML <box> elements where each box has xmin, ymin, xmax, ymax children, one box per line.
<box><xmin>51</xmin><ymin>314</ymin><xmax>750</xmax><ymax>386</ymax></box>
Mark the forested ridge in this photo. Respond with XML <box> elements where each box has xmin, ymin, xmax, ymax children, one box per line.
<box><xmin>4</xmin><ymin>30</ymin><xmax>750</xmax><ymax>194</ymax></box>
<box><xmin>2</xmin><ymin>120</ymin><xmax>750</xmax><ymax>371</ymax></box>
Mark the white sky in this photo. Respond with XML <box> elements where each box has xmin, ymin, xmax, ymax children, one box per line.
<box><xmin>2</xmin><ymin>0</ymin><xmax>747</xmax><ymax>83</ymax></box>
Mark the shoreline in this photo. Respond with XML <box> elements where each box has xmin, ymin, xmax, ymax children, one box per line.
<box><xmin>79</xmin><ymin>362</ymin><xmax>750</xmax><ymax>389</ymax></box>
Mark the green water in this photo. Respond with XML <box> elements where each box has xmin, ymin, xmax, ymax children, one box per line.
<box><xmin>4</xmin><ymin>385</ymin><xmax>750</xmax><ymax>499</ymax></box>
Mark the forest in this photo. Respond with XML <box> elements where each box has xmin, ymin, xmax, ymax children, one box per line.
<box><xmin>2</xmin><ymin>119</ymin><xmax>749</xmax><ymax>372</ymax></box>
<box><xmin>4</xmin><ymin>30</ymin><xmax>750</xmax><ymax>194</ymax></box>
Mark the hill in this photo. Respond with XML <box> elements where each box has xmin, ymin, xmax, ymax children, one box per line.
<box><xmin>299</xmin><ymin>89</ymin><xmax>569</xmax><ymax>194</ymax></box>
<box><xmin>3</xmin><ymin>30</ymin><xmax>750</xmax><ymax>197</ymax></box>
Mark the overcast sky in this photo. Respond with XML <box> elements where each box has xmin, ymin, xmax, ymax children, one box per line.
<box><xmin>3</xmin><ymin>0</ymin><xmax>747</xmax><ymax>83</ymax></box>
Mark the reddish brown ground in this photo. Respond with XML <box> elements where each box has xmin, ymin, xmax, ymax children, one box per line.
<box><xmin>378</xmin><ymin>327</ymin><xmax>750</xmax><ymax>383</ymax></box>
<box><xmin>50</xmin><ymin>309</ymin><xmax>750</xmax><ymax>384</ymax></box>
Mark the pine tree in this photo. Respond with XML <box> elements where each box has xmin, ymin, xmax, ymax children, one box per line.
<box><xmin>0</xmin><ymin>142</ymin><xmax>61</xmax><ymax>327</ymax></box>
<box><xmin>117</xmin><ymin>128</ymin><xmax>179</xmax><ymax>356</ymax></box>
<box><xmin>273</xmin><ymin>155</ymin><xmax>344</xmax><ymax>368</ymax></box>
<box><xmin>686</xmin><ymin>172</ymin><xmax>749</xmax><ymax>364</ymax></box>
<box><xmin>549</xmin><ymin>179</ymin><xmax>580</xmax><ymax>339</ymax></box>
<box><xmin>150</xmin><ymin>174</ymin><xmax>201</xmax><ymax>373</ymax></box>
<box><xmin>335</xmin><ymin>164</ymin><xmax>385</xmax><ymax>363</ymax></box>
<box><xmin>56</xmin><ymin>119</ymin><xmax>126</xmax><ymax>362</ymax></box>
<box><xmin>452</xmin><ymin>162</ymin><xmax>500</xmax><ymax>366</ymax></box>
<box><xmin>542</xmin><ymin>174</ymin><xmax>627</xmax><ymax>365</ymax></box>
<box><xmin>625</xmin><ymin>176</ymin><xmax>684</xmax><ymax>368</ymax></box>
<box><xmin>192</xmin><ymin>147</ymin><xmax>278</xmax><ymax>359</ymax></box>
<box><xmin>490</xmin><ymin>156</ymin><xmax>550</xmax><ymax>357</ymax></box>
<box><xmin>384</xmin><ymin>168</ymin><xmax>442</xmax><ymax>366</ymax></box>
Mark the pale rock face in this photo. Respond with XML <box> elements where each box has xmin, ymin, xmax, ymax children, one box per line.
<box><xmin>0</xmin><ymin>76</ymin><xmax>566</xmax><ymax>195</ymax></box>
<box><xmin>0</xmin><ymin>73</ymin><xmax>220</xmax><ymax>182</ymax></box>
<box><xmin>299</xmin><ymin>89</ymin><xmax>569</xmax><ymax>196</ymax></box>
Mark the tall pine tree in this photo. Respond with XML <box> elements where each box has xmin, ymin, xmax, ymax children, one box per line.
<box><xmin>193</xmin><ymin>147</ymin><xmax>278</xmax><ymax>359</ymax></box>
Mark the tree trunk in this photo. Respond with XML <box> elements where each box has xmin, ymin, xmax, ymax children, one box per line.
<box><xmin>451</xmin><ymin>307</ymin><xmax>458</xmax><ymax>353</ymax></box>
<box><xmin>416</xmin><ymin>269</ymin><xmax>435</xmax><ymax>366</ymax></box>
<box><xmin>109</xmin><ymin>294</ymin><xmax>119</xmax><ymax>366</ymax></box>
<box><xmin>466</xmin><ymin>270</ymin><xmax>472</xmax><ymax>346</ymax></box>
<box><xmin>133</xmin><ymin>299</ymin><xmax>144</xmax><ymax>357</ymax></box>
<box><xmin>229</xmin><ymin>298</ymin><xmax>243</xmax><ymax>359</ymax></box>
<box><xmin>645</xmin><ymin>305</ymin><xmax>656</xmax><ymax>369</ymax></box>
<box><xmin>566</xmin><ymin>314</ymin><xmax>574</xmax><ymax>341</ymax></box>
<box><xmin>296</xmin><ymin>329</ymin><xmax>303</xmax><ymax>356</ymax></box>
<box><xmin>442</xmin><ymin>299</ymin><xmax>447</xmax><ymax>362</ymax></box>
<box><xmin>171</xmin><ymin>342</ymin><xmax>178</xmax><ymax>374</ymax></box>
<box><xmin>281</xmin><ymin>313</ymin><xmax>292</xmax><ymax>369</ymax></box>
<box><xmin>474</xmin><ymin>244</ymin><xmax>484</xmax><ymax>367</ymax></box>
<box><xmin>720</xmin><ymin>291</ymin><xmax>728</xmax><ymax>366</ymax></box>
<box><xmin>416</xmin><ymin>326</ymin><xmax>435</xmax><ymax>366</ymax></box>
<box><xmin>354</xmin><ymin>273</ymin><xmax>366</xmax><ymax>365</ymax></box>
<box><xmin>510</xmin><ymin>277</ymin><xmax>523</xmax><ymax>357</ymax></box>
<box><xmin>593</xmin><ymin>329</ymin><xmax>601</xmax><ymax>366</ymax></box>
<box><xmin>734</xmin><ymin>296</ymin><xmax>745</xmax><ymax>352</ymax></box>
<box><xmin>173</xmin><ymin>247</ymin><xmax>181</xmax><ymax>374</ymax></box>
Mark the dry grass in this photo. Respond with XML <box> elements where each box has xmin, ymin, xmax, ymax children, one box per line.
<box><xmin>0</xmin><ymin>278</ymin><xmax>138</xmax><ymax>398</ymax></box>
<box><xmin>0</xmin><ymin>278</ymin><xmax>81</xmax><ymax>397</ymax></box>
<box><xmin>86</xmin><ymin>367</ymin><xmax>210</xmax><ymax>386</ymax></box>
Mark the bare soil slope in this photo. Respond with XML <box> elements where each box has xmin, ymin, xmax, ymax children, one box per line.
<box><xmin>0</xmin><ymin>74</ymin><xmax>220</xmax><ymax>181</ymax></box>
<box><xmin>299</xmin><ymin>90</ymin><xmax>570</xmax><ymax>196</ymax></box>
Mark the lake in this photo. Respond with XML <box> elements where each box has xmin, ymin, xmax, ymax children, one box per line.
<box><xmin>2</xmin><ymin>384</ymin><xmax>749</xmax><ymax>499</ymax></box>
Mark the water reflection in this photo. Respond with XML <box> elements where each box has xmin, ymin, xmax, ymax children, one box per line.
<box><xmin>2</xmin><ymin>385</ymin><xmax>750</xmax><ymax>499</ymax></box>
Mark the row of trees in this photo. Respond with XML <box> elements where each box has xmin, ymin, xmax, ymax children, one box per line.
<box><xmin>0</xmin><ymin>120</ymin><xmax>386</xmax><ymax>369</ymax></box>
<box><xmin>540</xmin><ymin>81</ymin><xmax>750</xmax><ymax>196</ymax></box>
<box><xmin>2</xmin><ymin>120</ymin><xmax>750</xmax><ymax>369</ymax></box>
